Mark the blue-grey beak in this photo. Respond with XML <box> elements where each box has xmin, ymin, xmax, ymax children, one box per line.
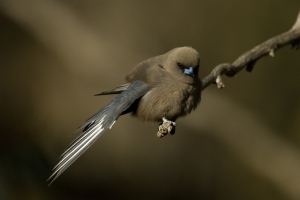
<box><xmin>184</xmin><ymin>66</ymin><xmax>194</xmax><ymax>77</ymax></box>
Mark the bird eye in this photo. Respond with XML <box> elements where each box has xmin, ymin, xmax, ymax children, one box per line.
<box><xmin>177</xmin><ymin>63</ymin><xmax>184</xmax><ymax>69</ymax></box>
<box><xmin>158</xmin><ymin>64</ymin><xmax>165</xmax><ymax>69</ymax></box>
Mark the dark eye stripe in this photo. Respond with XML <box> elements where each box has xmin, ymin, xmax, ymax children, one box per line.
<box><xmin>177</xmin><ymin>62</ymin><xmax>184</xmax><ymax>69</ymax></box>
<box><xmin>158</xmin><ymin>64</ymin><xmax>165</xmax><ymax>69</ymax></box>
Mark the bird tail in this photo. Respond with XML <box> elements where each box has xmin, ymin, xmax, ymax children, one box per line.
<box><xmin>48</xmin><ymin>81</ymin><xmax>150</xmax><ymax>185</ymax></box>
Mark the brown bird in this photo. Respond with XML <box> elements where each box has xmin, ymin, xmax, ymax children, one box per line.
<box><xmin>48</xmin><ymin>46</ymin><xmax>201</xmax><ymax>184</ymax></box>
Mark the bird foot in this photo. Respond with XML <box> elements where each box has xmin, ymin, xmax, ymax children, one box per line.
<box><xmin>157</xmin><ymin>117</ymin><xmax>176</xmax><ymax>138</ymax></box>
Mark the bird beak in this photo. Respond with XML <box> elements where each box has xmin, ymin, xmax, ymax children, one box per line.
<box><xmin>184</xmin><ymin>66</ymin><xmax>194</xmax><ymax>77</ymax></box>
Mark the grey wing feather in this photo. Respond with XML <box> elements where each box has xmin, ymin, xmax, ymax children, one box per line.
<box><xmin>94</xmin><ymin>83</ymin><xmax>130</xmax><ymax>96</ymax></box>
<box><xmin>48</xmin><ymin>81</ymin><xmax>150</xmax><ymax>185</ymax></box>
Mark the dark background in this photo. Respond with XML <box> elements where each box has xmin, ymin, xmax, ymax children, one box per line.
<box><xmin>1</xmin><ymin>0</ymin><xmax>300</xmax><ymax>199</ymax></box>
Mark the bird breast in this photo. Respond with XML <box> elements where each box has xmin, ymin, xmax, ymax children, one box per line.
<box><xmin>132</xmin><ymin>79</ymin><xmax>201</xmax><ymax>122</ymax></box>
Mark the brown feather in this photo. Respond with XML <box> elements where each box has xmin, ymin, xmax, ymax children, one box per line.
<box><xmin>126</xmin><ymin>46</ymin><xmax>201</xmax><ymax>122</ymax></box>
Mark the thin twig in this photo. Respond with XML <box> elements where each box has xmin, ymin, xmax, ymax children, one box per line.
<box><xmin>201</xmin><ymin>11</ymin><xmax>300</xmax><ymax>91</ymax></box>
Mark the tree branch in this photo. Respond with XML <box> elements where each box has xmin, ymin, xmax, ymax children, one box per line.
<box><xmin>201</xmin><ymin>11</ymin><xmax>300</xmax><ymax>90</ymax></box>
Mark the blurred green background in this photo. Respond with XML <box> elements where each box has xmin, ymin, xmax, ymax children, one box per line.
<box><xmin>0</xmin><ymin>0</ymin><xmax>300</xmax><ymax>199</ymax></box>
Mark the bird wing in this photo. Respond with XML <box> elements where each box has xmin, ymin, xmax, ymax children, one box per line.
<box><xmin>48</xmin><ymin>81</ymin><xmax>150</xmax><ymax>184</ymax></box>
<box><xmin>94</xmin><ymin>83</ymin><xmax>130</xmax><ymax>95</ymax></box>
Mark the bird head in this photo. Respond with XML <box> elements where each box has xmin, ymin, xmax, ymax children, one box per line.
<box><xmin>164</xmin><ymin>46</ymin><xmax>200</xmax><ymax>84</ymax></box>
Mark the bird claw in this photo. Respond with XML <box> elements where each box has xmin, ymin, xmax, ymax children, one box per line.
<box><xmin>157</xmin><ymin>117</ymin><xmax>176</xmax><ymax>138</ymax></box>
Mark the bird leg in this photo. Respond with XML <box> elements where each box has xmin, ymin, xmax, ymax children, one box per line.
<box><xmin>157</xmin><ymin>117</ymin><xmax>176</xmax><ymax>138</ymax></box>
